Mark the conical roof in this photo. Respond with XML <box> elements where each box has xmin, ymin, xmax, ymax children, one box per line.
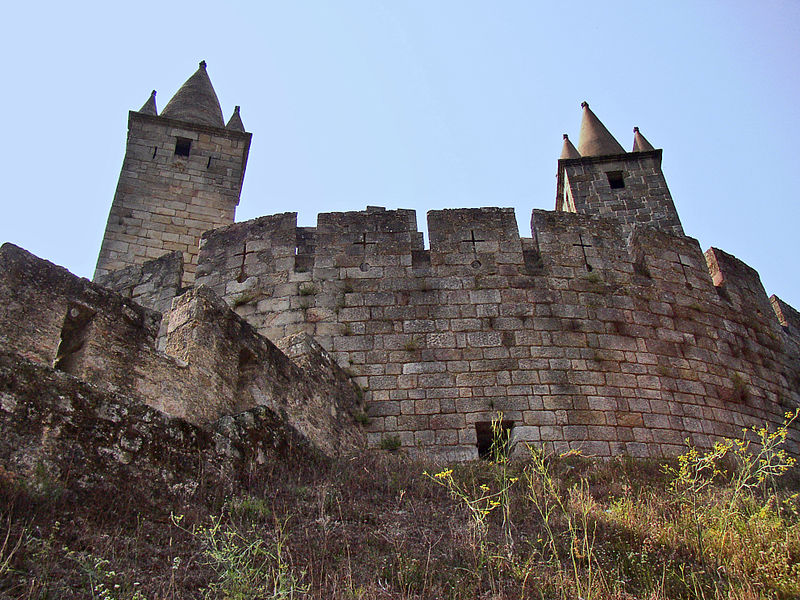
<box><xmin>138</xmin><ymin>90</ymin><xmax>158</xmax><ymax>116</ymax></box>
<box><xmin>560</xmin><ymin>134</ymin><xmax>581</xmax><ymax>159</ymax></box>
<box><xmin>160</xmin><ymin>61</ymin><xmax>225</xmax><ymax>128</ymax></box>
<box><xmin>226</xmin><ymin>105</ymin><xmax>245</xmax><ymax>132</ymax></box>
<box><xmin>577</xmin><ymin>102</ymin><xmax>626</xmax><ymax>157</ymax></box>
<box><xmin>632</xmin><ymin>126</ymin><xmax>655</xmax><ymax>152</ymax></box>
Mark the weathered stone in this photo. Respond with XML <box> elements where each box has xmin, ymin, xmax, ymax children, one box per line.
<box><xmin>6</xmin><ymin>78</ymin><xmax>800</xmax><ymax>463</ymax></box>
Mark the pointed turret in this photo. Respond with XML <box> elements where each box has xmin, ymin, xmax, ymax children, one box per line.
<box><xmin>560</xmin><ymin>134</ymin><xmax>581</xmax><ymax>159</ymax></box>
<box><xmin>138</xmin><ymin>90</ymin><xmax>158</xmax><ymax>116</ymax></box>
<box><xmin>160</xmin><ymin>61</ymin><xmax>225</xmax><ymax>128</ymax></box>
<box><xmin>96</xmin><ymin>63</ymin><xmax>251</xmax><ymax>287</ymax></box>
<box><xmin>631</xmin><ymin>126</ymin><xmax>655</xmax><ymax>152</ymax></box>
<box><xmin>556</xmin><ymin>103</ymin><xmax>683</xmax><ymax>236</ymax></box>
<box><xmin>226</xmin><ymin>105</ymin><xmax>245</xmax><ymax>132</ymax></box>
<box><xmin>577</xmin><ymin>101</ymin><xmax>626</xmax><ymax>157</ymax></box>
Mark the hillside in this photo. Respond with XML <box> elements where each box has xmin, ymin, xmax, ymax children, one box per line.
<box><xmin>2</xmin><ymin>416</ymin><xmax>799</xmax><ymax>600</ymax></box>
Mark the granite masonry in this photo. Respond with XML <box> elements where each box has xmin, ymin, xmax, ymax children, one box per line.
<box><xmin>0</xmin><ymin>243</ymin><xmax>365</xmax><ymax>459</ymax></box>
<box><xmin>2</xmin><ymin>64</ymin><xmax>799</xmax><ymax>464</ymax></box>
<box><xmin>95</xmin><ymin>62</ymin><xmax>251</xmax><ymax>287</ymax></box>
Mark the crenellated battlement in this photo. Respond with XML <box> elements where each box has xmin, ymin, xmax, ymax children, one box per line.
<box><xmin>174</xmin><ymin>202</ymin><xmax>800</xmax><ymax>460</ymax></box>
<box><xmin>3</xmin><ymin>66</ymin><xmax>798</xmax><ymax>463</ymax></box>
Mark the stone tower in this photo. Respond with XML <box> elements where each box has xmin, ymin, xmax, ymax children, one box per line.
<box><xmin>95</xmin><ymin>61</ymin><xmax>251</xmax><ymax>286</ymax></box>
<box><xmin>556</xmin><ymin>102</ymin><xmax>683</xmax><ymax>235</ymax></box>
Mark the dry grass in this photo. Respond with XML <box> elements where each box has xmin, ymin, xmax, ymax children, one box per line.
<box><xmin>1</xmin><ymin>426</ymin><xmax>799</xmax><ymax>599</ymax></box>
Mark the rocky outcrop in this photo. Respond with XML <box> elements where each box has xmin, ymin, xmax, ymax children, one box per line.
<box><xmin>0</xmin><ymin>242</ymin><xmax>366</xmax><ymax>490</ymax></box>
<box><xmin>0</xmin><ymin>351</ymin><xmax>320</xmax><ymax>501</ymax></box>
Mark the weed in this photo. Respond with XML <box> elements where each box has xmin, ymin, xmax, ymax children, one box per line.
<box><xmin>663</xmin><ymin>408</ymin><xmax>800</xmax><ymax>595</ymax></box>
<box><xmin>4</xmin><ymin>413</ymin><xmax>799</xmax><ymax>600</ymax></box>
<box><xmin>172</xmin><ymin>513</ymin><xmax>309</xmax><ymax>599</ymax></box>
<box><xmin>298</xmin><ymin>283</ymin><xmax>316</xmax><ymax>297</ymax></box>
<box><xmin>425</xmin><ymin>415</ymin><xmax>519</xmax><ymax>594</ymax></box>
<box><xmin>232</xmin><ymin>290</ymin><xmax>260</xmax><ymax>307</ymax></box>
<box><xmin>403</xmin><ymin>336</ymin><xmax>421</xmax><ymax>352</ymax></box>
<box><xmin>353</xmin><ymin>411</ymin><xmax>370</xmax><ymax>426</ymax></box>
<box><xmin>67</xmin><ymin>548</ymin><xmax>149</xmax><ymax>600</ymax></box>
<box><xmin>0</xmin><ymin>514</ymin><xmax>24</xmax><ymax>580</ymax></box>
<box><xmin>229</xmin><ymin>495</ymin><xmax>272</xmax><ymax>521</ymax></box>
<box><xmin>727</xmin><ymin>373</ymin><xmax>749</xmax><ymax>402</ymax></box>
<box><xmin>31</xmin><ymin>461</ymin><xmax>65</xmax><ymax>499</ymax></box>
<box><xmin>525</xmin><ymin>446</ymin><xmax>601</xmax><ymax>599</ymax></box>
<box><xmin>379</xmin><ymin>435</ymin><xmax>402</xmax><ymax>452</ymax></box>
<box><xmin>351</xmin><ymin>380</ymin><xmax>366</xmax><ymax>404</ymax></box>
<box><xmin>584</xmin><ymin>272</ymin><xmax>603</xmax><ymax>284</ymax></box>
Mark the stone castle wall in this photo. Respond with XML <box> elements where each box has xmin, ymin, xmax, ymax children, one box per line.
<box><xmin>94</xmin><ymin>250</ymin><xmax>184</xmax><ymax>317</ymax></box>
<box><xmin>78</xmin><ymin>66</ymin><xmax>800</xmax><ymax>463</ymax></box>
<box><xmin>14</xmin><ymin>64</ymin><xmax>797</xmax><ymax>465</ymax></box>
<box><xmin>0</xmin><ymin>243</ymin><xmax>365</xmax><ymax>457</ymax></box>
<box><xmin>186</xmin><ymin>205</ymin><xmax>800</xmax><ymax>461</ymax></box>
<box><xmin>95</xmin><ymin>112</ymin><xmax>250</xmax><ymax>286</ymax></box>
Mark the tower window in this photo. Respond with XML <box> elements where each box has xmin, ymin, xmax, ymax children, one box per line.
<box><xmin>606</xmin><ymin>171</ymin><xmax>625</xmax><ymax>189</ymax></box>
<box><xmin>174</xmin><ymin>137</ymin><xmax>192</xmax><ymax>157</ymax></box>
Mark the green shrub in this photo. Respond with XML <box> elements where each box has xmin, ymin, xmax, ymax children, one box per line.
<box><xmin>379</xmin><ymin>435</ymin><xmax>401</xmax><ymax>452</ymax></box>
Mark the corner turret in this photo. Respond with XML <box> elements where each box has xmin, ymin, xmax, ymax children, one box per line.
<box><xmin>226</xmin><ymin>105</ymin><xmax>245</xmax><ymax>132</ymax></box>
<box><xmin>632</xmin><ymin>126</ymin><xmax>655</xmax><ymax>152</ymax></box>
<box><xmin>138</xmin><ymin>90</ymin><xmax>158</xmax><ymax>116</ymax></box>
<box><xmin>559</xmin><ymin>134</ymin><xmax>581</xmax><ymax>159</ymax></box>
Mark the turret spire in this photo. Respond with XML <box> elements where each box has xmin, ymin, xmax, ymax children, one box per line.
<box><xmin>160</xmin><ymin>60</ymin><xmax>225</xmax><ymax>128</ymax></box>
<box><xmin>226</xmin><ymin>105</ymin><xmax>245</xmax><ymax>132</ymax></box>
<box><xmin>632</xmin><ymin>126</ymin><xmax>655</xmax><ymax>152</ymax></box>
<box><xmin>560</xmin><ymin>134</ymin><xmax>581</xmax><ymax>159</ymax></box>
<box><xmin>138</xmin><ymin>90</ymin><xmax>158</xmax><ymax>116</ymax></box>
<box><xmin>577</xmin><ymin>101</ymin><xmax>625</xmax><ymax>157</ymax></box>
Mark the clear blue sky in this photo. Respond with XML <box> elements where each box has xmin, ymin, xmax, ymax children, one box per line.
<box><xmin>2</xmin><ymin>1</ymin><xmax>798</xmax><ymax>308</ymax></box>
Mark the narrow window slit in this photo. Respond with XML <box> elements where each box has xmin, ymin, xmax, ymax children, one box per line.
<box><xmin>54</xmin><ymin>303</ymin><xmax>96</xmax><ymax>374</ymax></box>
<box><xmin>236</xmin><ymin>347</ymin><xmax>259</xmax><ymax>397</ymax></box>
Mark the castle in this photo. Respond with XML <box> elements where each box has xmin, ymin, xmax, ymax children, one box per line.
<box><xmin>3</xmin><ymin>62</ymin><xmax>799</xmax><ymax>462</ymax></box>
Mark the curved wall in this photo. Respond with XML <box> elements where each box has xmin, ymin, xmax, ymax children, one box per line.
<box><xmin>195</xmin><ymin>206</ymin><xmax>800</xmax><ymax>460</ymax></box>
